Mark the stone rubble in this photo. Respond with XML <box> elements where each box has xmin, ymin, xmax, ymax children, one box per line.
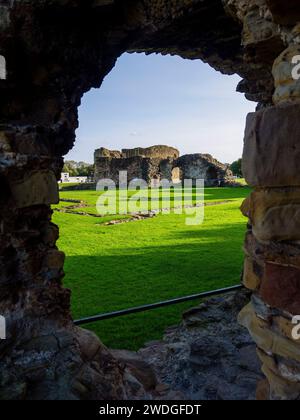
<box><xmin>135</xmin><ymin>290</ymin><xmax>263</xmax><ymax>400</ymax></box>
<box><xmin>108</xmin><ymin>291</ymin><xmax>263</xmax><ymax>400</ymax></box>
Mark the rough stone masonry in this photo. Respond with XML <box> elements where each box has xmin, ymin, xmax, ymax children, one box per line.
<box><xmin>94</xmin><ymin>145</ymin><xmax>233</xmax><ymax>187</ymax></box>
<box><xmin>0</xmin><ymin>0</ymin><xmax>300</xmax><ymax>400</ymax></box>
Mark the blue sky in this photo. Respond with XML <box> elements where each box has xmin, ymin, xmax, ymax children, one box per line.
<box><xmin>67</xmin><ymin>53</ymin><xmax>256</xmax><ymax>164</ymax></box>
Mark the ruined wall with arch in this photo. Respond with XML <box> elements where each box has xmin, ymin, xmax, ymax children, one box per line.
<box><xmin>94</xmin><ymin>148</ymin><xmax>234</xmax><ymax>187</ymax></box>
<box><xmin>0</xmin><ymin>0</ymin><xmax>300</xmax><ymax>400</ymax></box>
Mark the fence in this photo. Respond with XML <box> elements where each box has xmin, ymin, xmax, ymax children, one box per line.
<box><xmin>74</xmin><ymin>284</ymin><xmax>243</xmax><ymax>326</ymax></box>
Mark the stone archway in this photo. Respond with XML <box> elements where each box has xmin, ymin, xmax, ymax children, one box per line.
<box><xmin>0</xmin><ymin>0</ymin><xmax>300</xmax><ymax>400</ymax></box>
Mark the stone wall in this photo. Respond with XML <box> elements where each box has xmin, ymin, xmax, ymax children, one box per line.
<box><xmin>95</xmin><ymin>148</ymin><xmax>233</xmax><ymax>187</ymax></box>
<box><xmin>122</xmin><ymin>145</ymin><xmax>179</xmax><ymax>159</ymax></box>
<box><xmin>95</xmin><ymin>156</ymin><xmax>156</xmax><ymax>185</ymax></box>
<box><xmin>94</xmin><ymin>146</ymin><xmax>178</xmax><ymax>185</ymax></box>
<box><xmin>1</xmin><ymin>0</ymin><xmax>300</xmax><ymax>400</ymax></box>
<box><xmin>95</xmin><ymin>147</ymin><xmax>122</xmax><ymax>159</ymax></box>
<box><xmin>236</xmin><ymin>0</ymin><xmax>300</xmax><ymax>400</ymax></box>
<box><xmin>176</xmin><ymin>154</ymin><xmax>233</xmax><ymax>187</ymax></box>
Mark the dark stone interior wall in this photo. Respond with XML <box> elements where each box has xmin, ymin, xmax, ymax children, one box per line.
<box><xmin>1</xmin><ymin>0</ymin><xmax>300</xmax><ymax>400</ymax></box>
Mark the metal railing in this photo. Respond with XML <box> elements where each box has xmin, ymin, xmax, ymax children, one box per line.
<box><xmin>74</xmin><ymin>284</ymin><xmax>243</xmax><ymax>326</ymax></box>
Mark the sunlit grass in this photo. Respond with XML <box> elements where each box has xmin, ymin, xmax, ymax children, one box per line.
<box><xmin>53</xmin><ymin>187</ymin><xmax>249</xmax><ymax>350</ymax></box>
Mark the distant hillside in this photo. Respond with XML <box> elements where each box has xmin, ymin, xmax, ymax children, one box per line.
<box><xmin>63</xmin><ymin>160</ymin><xmax>94</xmax><ymax>177</ymax></box>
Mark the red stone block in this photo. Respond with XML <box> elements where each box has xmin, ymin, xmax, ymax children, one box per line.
<box><xmin>243</xmin><ymin>103</ymin><xmax>300</xmax><ymax>187</ymax></box>
<box><xmin>260</xmin><ymin>263</ymin><xmax>300</xmax><ymax>315</ymax></box>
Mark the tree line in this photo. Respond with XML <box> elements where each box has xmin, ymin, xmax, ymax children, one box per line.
<box><xmin>230</xmin><ymin>158</ymin><xmax>242</xmax><ymax>177</ymax></box>
<box><xmin>63</xmin><ymin>161</ymin><xmax>94</xmax><ymax>177</ymax></box>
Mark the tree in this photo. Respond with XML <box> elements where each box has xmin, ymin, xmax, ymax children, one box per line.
<box><xmin>230</xmin><ymin>159</ymin><xmax>243</xmax><ymax>177</ymax></box>
<box><xmin>62</xmin><ymin>162</ymin><xmax>78</xmax><ymax>176</ymax></box>
<box><xmin>62</xmin><ymin>161</ymin><xmax>94</xmax><ymax>177</ymax></box>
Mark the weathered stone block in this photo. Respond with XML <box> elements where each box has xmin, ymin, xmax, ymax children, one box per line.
<box><xmin>260</xmin><ymin>263</ymin><xmax>300</xmax><ymax>315</ymax></box>
<box><xmin>256</xmin><ymin>348</ymin><xmax>300</xmax><ymax>386</ymax></box>
<box><xmin>243</xmin><ymin>103</ymin><xmax>300</xmax><ymax>187</ymax></box>
<box><xmin>41</xmin><ymin>223</ymin><xmax>59</xmax><ymax>247</ymax></box>
<box><xmin>251</xmin><ymin>294</ymin><xmax>277</xmax><ymax>321</ymax></box>
<box><xmin>244</xmin><ymin>231</ymin><xmax>300</xmax><ymax>269</ymax></box>
<box><xmin>45</xmin><ymin>250</ymin><xmax>65</xmax><ymax>271</ymax></box>
<box><xmin>75</xmin><ymin>328</ymin><xmax>103</xmax><ymax>361</ymax></box>
<box><xmin>277</xmin><ymin>358</ymin><xmax>300</xmax><ymax>383</ymax></box>
<box><xmin>239</xmin><ymin>303</ymin><xmax>300</xmax><ymax>362</ymax></box>
<box><xmin>246</xmin><ymin>188</ymin><xmax>300</xmax><ymax>241</ymax></box>
<box><xmin>243</xmin><ymin>256</ymin><xmax>263</xmax><ymax>291</ymax></box>
<box><xmin>240</xmin><ymin>196</ymin><xmax>250</xmax><ymax>219</ymax></box>
<box><xmin>238</xmin><ymin>303</ymin><xmax>272</xmax><ymax>350</ymax></box>
<box><xmin>112</xmin><ymin>349</ymin><xmax>157</xmax><ymax>391</ymax></box>
<box><xmin>9</xmin><ymin>170</ymin><xmax>59</xmax><ymax>208</ymax></box>
<box><xmin>273</xmin><ymin>316</ymin><xmax>300</xmax><ymax>343</ymax></box>
<box><xmin>242</xmin><ymin>8</ymin><xmax>283</xmax><ymax>62</ymax></box>
<box><xmin>257</xmin><ymin>348</ymin><xmax>278</xmax><ymax>373</ymax></box>
<box><xmin>262</xmin><ymin>364</ymin><xmax>300</xmax><ymax>400</ymax></box>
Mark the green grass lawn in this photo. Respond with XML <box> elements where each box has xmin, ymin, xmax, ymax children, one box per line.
<box><xmin>234</xmin><ymin>178</ymin><xmax>247</xmax><ymax>186</ymax></box>
<box><xmin>56</xmin><ymin>187</ymin><xmax>249</xmax><ymax>215</ymax></box>
<box><xmin>53</xmin><ymin>187</ymin><xmax>250</xmax><ymax>350</ymax></box>
<box><xmin>58</xmin><ymin>182</ymin><xmax>82</xmax><ymax>189</ymax></box>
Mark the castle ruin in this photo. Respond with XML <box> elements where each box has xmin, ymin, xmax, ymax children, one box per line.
<box><xmin>94</xmin><ymin>145</ymin><xmax>233</xmax><ymax>187</ymax></box>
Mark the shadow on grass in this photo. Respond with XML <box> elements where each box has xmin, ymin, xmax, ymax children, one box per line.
<box><xmin>64</xmin><ymin>222</ymin><xmax>245</xmax><ymax>350</ymax></box>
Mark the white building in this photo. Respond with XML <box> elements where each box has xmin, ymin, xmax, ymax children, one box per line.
<box><xmin>60</xmin><ymin>173</ymin><xmax>88</xmax><ymax>184</ymax></box>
